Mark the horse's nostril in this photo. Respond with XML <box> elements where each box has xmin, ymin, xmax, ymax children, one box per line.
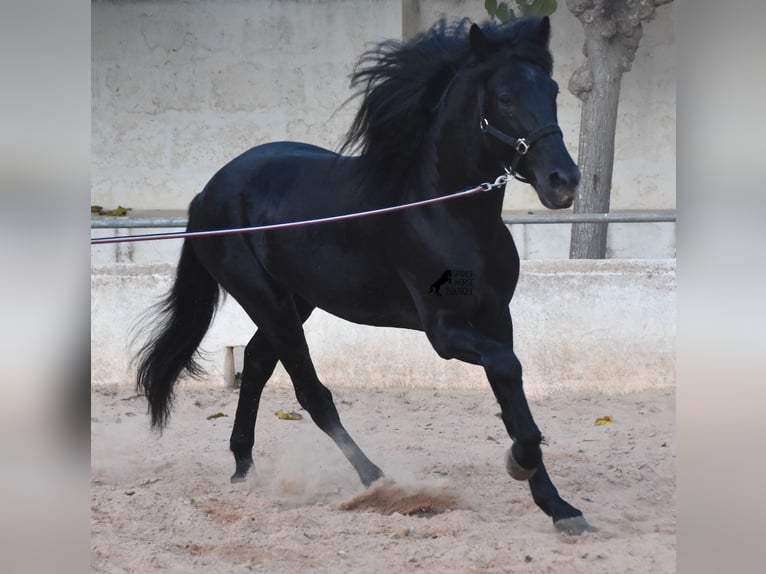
<box><xmin>549</xmin><ymin>168</ymin><xmax>580</xmax><ymax>189</ymax></box>
<box><xmin>549</xmin><ymin>172</ymin><xmax>565</xmax><ymax>189</ymax></box>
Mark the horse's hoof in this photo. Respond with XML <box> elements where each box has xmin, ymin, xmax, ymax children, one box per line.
<box><xmin>230</xmin><ymin>473</ymin><xmax>247</xmax><ymax>484</ymax></box>
<box><xmin>230</xmin><ymin>461</ymin><xmax>252</xmax><ymax>484</ymax></box>
<box><xmin>505</xmin><ymin>448</ymin><xmax>537</xmax><ymax>481</ymax></box>
<box><xmin>230</xmin><ymin>457</ymin><xmax>253</xmax><ymax>484</ymax></box>
<box><xmin>360</xmin><ymin>466</ymin><xmax>385</xmax><ymax>488</ymax></box>
<box><xmin>554</xmin><ymin>515</ymin><xmax>593</xmax><ymax>535</ymax></box>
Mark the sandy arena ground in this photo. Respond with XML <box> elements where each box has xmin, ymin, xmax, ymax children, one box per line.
<box><xmin>91</xmin><ymin>384</ymin><xmax>675</xmax><ymax>573</ymax></box>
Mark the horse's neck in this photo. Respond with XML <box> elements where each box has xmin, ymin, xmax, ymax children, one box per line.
<box><xmin>433</xmin><ymin>87</ymin><xmax>505</xmax><ymax>195</ymax></box>
<box><xmin>433</xmin><ymin>130</ymin><xmax>508</xmax><ymax>228</ymax></box>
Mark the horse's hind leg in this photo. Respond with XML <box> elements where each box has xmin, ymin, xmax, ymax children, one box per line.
<box><xmin>201</xmin><ymin>233</ymin><xmax>382</xmax><ymax>486</ymax></box>
<box><xmin>292</xmin><ymin>367</ymin><xmax>385</xmax><ymax>486</ymax></box>
<box><xmin>229</xmin><ymin>301</ymin><xmax>315</xmax><ymax>483</ymax></box>
<box><xmin>229</xmin><ymin>330</ymin><xmax>277</xmax><ymax>483</ymax></box>
<box><xmin>275</xmin><ymin>313</ymin><xmax>384</xmax><ymax>487</ymax></box>
<box><xmin>219</xmin><ymin>265</ymin><xmax>383</xmax><ymax>486</ymax></box>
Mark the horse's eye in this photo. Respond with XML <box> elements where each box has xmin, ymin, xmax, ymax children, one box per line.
<box><xmin>498</xmin><ymin>94</ymin><xmax>514</xmax><ymax>107</ymax></box>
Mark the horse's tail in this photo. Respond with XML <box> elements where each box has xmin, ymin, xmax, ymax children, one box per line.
<box><xmin>133</xmin><ymin>240</ymin><xmax>220</xmax><ymax>430</ymax></box>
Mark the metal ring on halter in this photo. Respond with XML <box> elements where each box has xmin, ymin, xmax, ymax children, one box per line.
<box><xmin>514</xmin><ymin>139</ymin><xmax>530</xmax><ymax>155</ymax></box>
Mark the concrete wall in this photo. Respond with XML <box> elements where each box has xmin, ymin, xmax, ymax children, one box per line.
<box><xmin>91</xmin><ymin>0</ymin><xmax>675</xmax><ymax>263</ymax></box>
<box><xmin>91</xmin><ymin>259</ymin><xmax>675</xmax><ymax>396</ymax></box>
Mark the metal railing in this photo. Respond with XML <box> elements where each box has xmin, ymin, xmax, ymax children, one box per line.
<box><xmin>90</xmin><ymin>211</ymin><xmax>676</xmax><ymax>229</ymax></box>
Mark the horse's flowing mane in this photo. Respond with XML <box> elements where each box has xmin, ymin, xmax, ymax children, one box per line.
<box><xmin>340</xmin><ymin>17</ymin><xmax>553</xmax><ymax>200</ymax></box>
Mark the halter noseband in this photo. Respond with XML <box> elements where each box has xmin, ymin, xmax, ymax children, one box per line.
<box><xmin>477</xmin><ymin>86</ymin><xmax>562</xmax><ymax>183</ymax></box>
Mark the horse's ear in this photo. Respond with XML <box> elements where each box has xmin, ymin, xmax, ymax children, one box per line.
<box><xmin>469</xmin><ymin>23</ymin><xmax>491</xmax><ymax>61</ymax></box>
<box><xmin>532</xmin><ymin>16</ymin><xmax>551</xmax><ymax>48</ymax></box>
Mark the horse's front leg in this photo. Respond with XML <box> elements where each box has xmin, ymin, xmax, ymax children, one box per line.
<box><xmin>425</xmin><ymin>310</ymin><xmax>591</xmax><ymax>534</ymax></box>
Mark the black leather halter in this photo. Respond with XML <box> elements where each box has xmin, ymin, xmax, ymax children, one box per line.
<box><xmin>477</xmin><ymin>86</ymin><xmax>562</xmax><ymax>183</ymax></box>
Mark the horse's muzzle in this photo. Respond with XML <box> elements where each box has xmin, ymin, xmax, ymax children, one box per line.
<box><xmin>541</xmin><ymin>164</ymin><xmax>579</xmax><ymax>209</ymax></box>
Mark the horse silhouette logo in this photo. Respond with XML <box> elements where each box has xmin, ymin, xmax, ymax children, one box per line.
<box><xmin>428</xmin><ymin>269</ymin><xmax>452</xmax><ymax>296</ymax></box>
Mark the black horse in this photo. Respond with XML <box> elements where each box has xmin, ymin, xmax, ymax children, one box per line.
<box><xmin>428</xmin><ymin>270</ymin><xmax>452</xmax><ymax>296</ymax></box>
<box><xmin>135</xmin><ymin>16</ymin><xmax>589</xmax><ymax>534</ymax></box>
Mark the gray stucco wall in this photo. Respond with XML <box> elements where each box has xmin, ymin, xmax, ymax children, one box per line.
<box><xmin>91</xmin><ymin>0</ymin><xmax>675</xmax><ymax>263</ymax></box>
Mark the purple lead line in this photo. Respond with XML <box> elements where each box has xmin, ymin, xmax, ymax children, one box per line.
<box><xmin>90</xmin><ymin>182</ymin><xmax>496</xmax><ymax>245</ymax></box>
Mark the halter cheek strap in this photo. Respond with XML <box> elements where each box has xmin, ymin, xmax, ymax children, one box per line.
<box><xmin>477</xmin><ymin>86</ymin><xmax>562</xmax><ymax>182</ymax></box>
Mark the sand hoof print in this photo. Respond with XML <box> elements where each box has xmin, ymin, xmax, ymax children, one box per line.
<box><xmin>339</xmin><ymin>478</ymin><xmax>465</xmax><ymax>516</ymax></box>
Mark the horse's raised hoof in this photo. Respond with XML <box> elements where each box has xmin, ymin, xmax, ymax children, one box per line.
<box><xmin>505</xmin><ymin>447</ymin><xmax>537</xmax><ymax>481</ymax></box>
<box><xmin>554</xmin><ymin>515</ymin><xmax>593</xmax><ymax>536</ymax></box>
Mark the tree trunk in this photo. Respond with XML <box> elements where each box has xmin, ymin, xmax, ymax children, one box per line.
<box><xmin>565</xmin><ymin>0</ymin><xmax>673</xmax><ymax>259</ymax></box>
<box><xmin>569</xmin><ymin>37</ymin><xmax>624</xmax><ymax>259</ymax></box>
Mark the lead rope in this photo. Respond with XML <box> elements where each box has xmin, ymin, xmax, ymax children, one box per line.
<box><xmin>90</xmin><ymin>172</ymin><xmax>511</xmax><ymax>245</ymax></box>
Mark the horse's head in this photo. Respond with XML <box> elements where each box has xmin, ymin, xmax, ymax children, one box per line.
<box><xmin>470</xmin><ymin>17</ymin><xmax>579</xmax><ymax>209</ymax></box>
